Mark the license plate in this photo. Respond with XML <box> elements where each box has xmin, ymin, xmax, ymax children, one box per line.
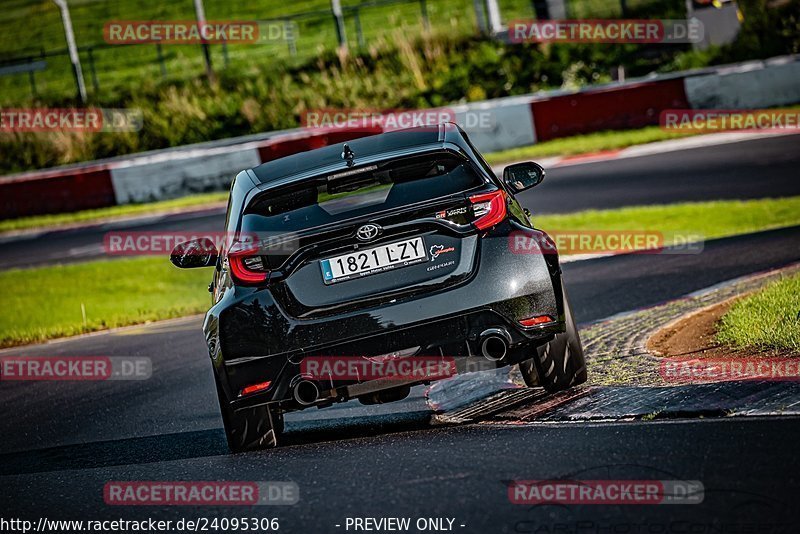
<box><xmin>320</xmin><ymin>237</ymin><xmax>427</xmax><ymax>284</ymax></box>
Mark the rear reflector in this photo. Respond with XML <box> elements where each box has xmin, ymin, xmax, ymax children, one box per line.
<box><xmin>240</xmin><ymin>380</ymin><xmax>272</xmax><ymax>396</ymax></box>
<box><xmin>519</xmin><ymin>315</ymin><xmax>555</xmax><ymax>327</ymax></box>
<box><xmin>469</xmin><ymin>190</ymin><xmax>507</xmax><ymax>230</ymax></box>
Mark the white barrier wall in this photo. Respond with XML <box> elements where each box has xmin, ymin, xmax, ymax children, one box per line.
<box><xmin>684</xmin><ymin>58</ymin><xmax>800</xmax><ymax>110</ymax></box>
<box><xmin>110</xmin><ymin>144</ymin><xmax>262</xmax><ymax>204</ymax></box>
<box><xmin>452</xmin><ymin>96</ymin><xmax>537</xmax><ymax>153</ymax></box>
<box><xmin>106</xmin><ymin>94</ymin><xmax>541</xmax><ymax>204</ymax></box>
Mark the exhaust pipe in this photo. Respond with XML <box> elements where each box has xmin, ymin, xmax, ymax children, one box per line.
<box><xmin>479</xmin><ymin>327</ymin><xmax>511</xmax><ymax>361</ymax></box>
<box><xmin>293</xmin><ymin>379</ymin><xmax>320</xmax><ymax>406</ymax></box>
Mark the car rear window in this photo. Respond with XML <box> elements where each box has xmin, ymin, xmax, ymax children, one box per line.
<box><xmin>241</xmin><ymin>154</ymin><xmax>483</xmax><ymax>233</ymax></box>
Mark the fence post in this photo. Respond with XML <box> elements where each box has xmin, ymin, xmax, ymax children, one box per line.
<box><xmin>473</xmin><ymin>0</ymin><xmax>488</xmax><ymax>34</ymax></box>
<box><xmin>193</xmin><ymin>0</ymin><xmax>215</xmax><ymax>80</ymax></box>
<box><xmin>53</xmin><ymin>0</ymin><xmax>87</xmax><ymax>103</ymax></box>
<box><xmin>537</xmin><ymin>0</ymin><xmax>567</xmax><ymax>19</ymax></box>
<box><xmin>286</xmin><ymin>20</ymin><xmax>297</xmax><ymax>56</ymax></box>
<box><xmin>331</xmin><ymin>0</ymin><xmax>348</xmax><ymax>51</ymax></box>
<box><xmin>28</xmin><ymin>68</ymin><xmax>38</xmax><ymax>97</ymax></box>
<box><xmin>156</xmin><ymin>43</ymin><xmax>167</xmax><ymax>78</ymax></box>
<box><xmin>485</xmin><ymin>0</ymin><xmax>502</xmax><ymax>33</ymax></box>
<box><xmin>29</xmin><ymin>49</ymin><xmax>46</xmax><ymax>97</ymax></box>
<box><xmin>87</xmin><ymin>47</ymin><xmax>99</xmax><ymax>94</ymax></box>
<box><xmin>420</xmin><ymin>0</ymin><xmax>430</xmax><ymax>31</ymax></box>
<box><xmin>354</xmin><ymin>8</ymin><xmax>365</xmax><ymax>49</ymax></box>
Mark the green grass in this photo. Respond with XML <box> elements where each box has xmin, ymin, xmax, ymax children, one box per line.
<box><xmin>534</xmin><ymin>197</ymin><xmax>800</xmax><ymax>245</ymax></box>
<box><xmin>484</xmin><ymin>126</ymin><xmax>703</xmax><ymax>165</ymax></box>
<box><xmin>0</xmin><ymin>0</ymin><xmax>537</xmax><ymax>104</ymax></box>
<box><xmin>0</xmin><ymin>257</ymin><xmax>211</xmax><ymax>348</ymax></box>
<box><xmin>717</xmin><ymin>273</ymin><xmax>800</xmax><ymax>352</ymax></box>
<box><xmin>0</xmin><ymin>192</ymin><xmax>228</xmax><ymax>233</ymax></box>
<box><xmin>3</xmin><ymin>196</ymin><xmax>800</xmax><ymax>348</ymax></box>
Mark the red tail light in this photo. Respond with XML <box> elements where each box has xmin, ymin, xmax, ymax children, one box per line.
<box><xmin>469</xmin><ymin>190</ymin><xmax>507</xmax><ymax>231</ymax></box>
<box><xmin>519</xmin><ymin>315</ymin><xmax>555</xmax><ymax>327</ymax></box>
<box><xmin>240</xmin><ymin>380</ymin><xmax>272</xmax><ymax>396</ymax></box>
<box><xmin>228</xmin><ymin>243</ymin><xmax>268</xmax><ymax>285</ymax></box>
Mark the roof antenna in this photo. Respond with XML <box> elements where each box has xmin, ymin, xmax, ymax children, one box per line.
<box><xmin>341</xmin><ymin>143</ymin><xmax>355</xmax><ymax>167</ymax></box>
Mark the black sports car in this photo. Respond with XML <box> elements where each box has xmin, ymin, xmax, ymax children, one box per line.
<box><xmin>171</xmin><ymin>123</ymin><xmax>586</xmax><ymax>452</ymax></box>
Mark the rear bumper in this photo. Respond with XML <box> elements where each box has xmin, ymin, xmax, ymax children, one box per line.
<box><xmin>204</xmin><ymin>225</ymin><xmax>563</xmax><ymax>408</ymax></box>
<box><xmin>231</xmin><ymin>307</ymin><xmax>562</xmax><ymax>410</ymax></box>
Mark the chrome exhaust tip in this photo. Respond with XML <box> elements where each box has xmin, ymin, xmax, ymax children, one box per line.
<box><xmin>293</xmin><ymin>379</ymin><xmax>320</xmax><ymax>406</ymax></box>
<box><xmin>479</xmin><ymin>327</ymin><xmax>511</xmax><ymax>361</ymax></box>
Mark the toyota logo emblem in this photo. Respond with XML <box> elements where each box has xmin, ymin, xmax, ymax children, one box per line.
<box><xmin>356</xmin><ymin>223</ymin><xmax>381</xmax><ymax>242</ymax></box>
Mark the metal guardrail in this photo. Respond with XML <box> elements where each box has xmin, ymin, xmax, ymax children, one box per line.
<box><xmin>0</xmin><ymin>60</ymin><xmax>47</xmax><ymax>97</ymax></box>
<box><xmin>0</xmin><ymin>61</ymin><xmax>47</xmax><ymax>74</ymax></box>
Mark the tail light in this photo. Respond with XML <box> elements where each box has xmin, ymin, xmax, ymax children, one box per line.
<box><xmin>519</xmin><ymin>315</ymin><xmax>555</xmax><ymax>327</ymax></box>
<box><xmin>228</xmin><ymin>242</ymin><xmax>268</xmax><ymax>285</ymax></box>
<box><xmin>240</xmin><ymin>380</ymin><xmax>272</xmax><ymax>397</ymax></box>
<box><xmin>470</xmin><ymin>190</ymin><xmax>507</xmax><ymax>231</ymax></box>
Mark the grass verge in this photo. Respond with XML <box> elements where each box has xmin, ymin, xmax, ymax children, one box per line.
<box><xmin>716</xmin><ymin>273</ymin><xmax>800</xmax><ymax>352</ymax></box>
<box><xmin>0</xmin><ymin>257</ymin><xmax>210</xmax><ymax>348</ymax></box>
<box><xmin>2</xmin><ymin>196</ymin><xmax>800</xmax><ymax>348</ymax></box>
<box><xmin>483</xmin><ymin>126</ymin><xmax>700</xmax><ymax>164</ymax></box>
<box><xmin>0</xmin><ymin>192</ymin><xmax>228</xmax><ymax>234</ymax></box>
<box><xmin>534</xmin><ymin>197</ymin><xmax>800</xmax><ymax>245</ymax></box>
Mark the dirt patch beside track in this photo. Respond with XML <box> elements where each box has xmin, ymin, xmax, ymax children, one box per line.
<box><xmin>647</xmin><ymin>298</ymin><xmax>737</xmax><ymax>358</ymax></box>
<box><xmin>647</xmin><ymin>295</ymin><xmax>797</xmax><ymax>361</ymax></box>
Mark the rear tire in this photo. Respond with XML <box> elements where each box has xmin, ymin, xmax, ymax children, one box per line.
<box><xmin>518</xmin><ymin>358</ymin><xmax>539</xmax><ymax>387</ymax></box>
<box><xmin>518</xmin><ymin>284</ymin><xmax>587</xmax><ymax>393</ymax></box>
<box><xmin>215</xmin><ymin>375</ymin><xmax>282</xmax><ymax>453</ymax></box>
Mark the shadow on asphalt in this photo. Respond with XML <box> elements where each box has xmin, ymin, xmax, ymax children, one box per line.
<box><xmin>280</xmin><ymin>410</ymin><xmax>432</xmax><ymax>447</ymax></box>
<box><xmin>0</xmin><ymin>410</ymin><xmax>435</xmax><ymax>476</ymax></box>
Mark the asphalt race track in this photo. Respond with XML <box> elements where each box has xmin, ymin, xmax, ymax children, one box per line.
<box><xmin>518</xmin><ymin>133</ymin><xmax>800</xmax><ymax>214</ymax></box>
<box><xmin>2</xmin><ymin>133</ymin><xmax>799</xmax><ymax>270</ymax></box>
<box><xmin>2</xmin><ymin>134</ymin><xmax>800</xmax><ymax>528</ymax></box>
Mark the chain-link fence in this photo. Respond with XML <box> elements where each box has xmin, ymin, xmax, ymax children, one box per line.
<box><xmin>0</xmin><ymin>0</ymin><xmax>677</xmax><ymax>104</ymax></box>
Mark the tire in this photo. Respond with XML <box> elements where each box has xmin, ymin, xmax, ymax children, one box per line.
<box><xmin>215</xmin><ymin>375</ymin><xmax>282</xmax><ymax>453</ymax></box>
<box><xmin>518</xmin><ymin>357</ymin><xmax>539</xmax><ymax>387</ymax></box>
<box><xmin>518</xmin><ymin>283</ymin><xmax>587</xmax><ymax>393</ymax></box>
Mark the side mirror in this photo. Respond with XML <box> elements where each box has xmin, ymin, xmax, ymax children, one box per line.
<box><xmin>170</xmin><ymin>237</ymin><xmax>218</xmax><ymax>269</ymax></box>
<box><xmin>502</xmin><ymin>162</ymin><xmax>545</xmax><ymax>194</ymax></box>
